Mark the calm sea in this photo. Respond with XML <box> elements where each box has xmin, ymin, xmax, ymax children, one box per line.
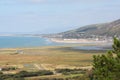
<box><xmin>0</xmin><ymin>36</ymin><xmax>61</xmax><ymax>48</ymax></box>
<box><xmin>0</xmin><ymin>36</ymin><xmax>111</xmax><ymax>50</ymax></box>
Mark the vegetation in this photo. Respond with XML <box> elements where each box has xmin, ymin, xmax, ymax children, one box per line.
<box><xmin>1</xmin><ymin>67</ymin><xmax>17</xmax><ymax>71</ymax></box>
<box><xmin>16</xmin><ymin>70</ymin><xmax>53</xmax><ymax>77</ymax></box>
<box><xmin>0</xmin><ymin>70</ymin><xmax>53</xmax><ymax>80</ymax></box>
<box><xmin>0</xmin><ymin>46</ymin><xmax>103</xmax><ymax>66</ymax></box>
<box><xmin>0</xmin><ymin>41</ymin><xmax>112</xmax><ymax>80</ymax></box>
<box><xmin>25</xmin><ymin>74</ymin><xmax>90</xmax><ymax>80</ymax></box>
<box><xmin>93</xmin><ymin>37</ymin><xmax>120</xmax><ymax>80</ymax></box>
<box><xmin>55</xmin><ymin>68</ymin><xmax>87</xmax><ymax>75</ymax></box>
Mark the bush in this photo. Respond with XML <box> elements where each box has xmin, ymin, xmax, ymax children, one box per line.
<box><xmin>0</xmin><ymin>70</ymin><xmax>53</xmax><ymax>80</ymax></box>
<box><xmin>15</xmin><ymin>70</ymin><xmax>53</xmax><ymax>77</ymax></box>
<box><xmin>93</xmin><ymin>37</ymin><xmax>120</xmax><ymax>80</ymax></box>
<box><xmin>55</xmin><ymin>69</ymin><xmax>86</xmax><ymax>75</ymax></box>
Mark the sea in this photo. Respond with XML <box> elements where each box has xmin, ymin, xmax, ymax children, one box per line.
<box><xmin>0</xmin><ymin>36</ymin><xmax>61</xmax><ymax>48</ymax></box>
<box><xmin>0</xmin><ymin>36</ymin><xmax>111</xmax><ymax>50</ymax></box>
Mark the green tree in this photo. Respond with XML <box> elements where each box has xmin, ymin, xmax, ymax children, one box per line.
<box><xmin>93</xmin><ymin>37</ymin><xmax>120</xmax><ymax>80</ymax></box>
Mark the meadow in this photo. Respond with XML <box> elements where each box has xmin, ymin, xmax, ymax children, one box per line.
<box><xmin>0</xmin><ymin>46</ymin><xmax>106</xmax><ymax>71</ymax></box>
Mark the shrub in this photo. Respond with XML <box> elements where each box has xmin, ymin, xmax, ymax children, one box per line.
<box><xmin>93</xmin><ymin>37</ymin><xmax>120</xmax><ymax>80</ymax></box>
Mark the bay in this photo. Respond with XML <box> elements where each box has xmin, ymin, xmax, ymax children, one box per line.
<box><xmin>0</xmin><ymin>36</ymin><xmax>60</xmax><ymax>48</ymax></box>
<box><xmin>0</xmin><ymin>36</ymin><xmax>111</xmax><ymax>50</ymax></box>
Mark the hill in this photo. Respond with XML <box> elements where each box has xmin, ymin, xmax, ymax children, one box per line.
<box><xmin>58</xmin><ymin>19</ymin><xmax>120</xmax><ymax>38</ymax></box>
<box><xmin>42</xmin><ymin>19</ymin><xmax>120</xmax><ymax>39</ymax></box>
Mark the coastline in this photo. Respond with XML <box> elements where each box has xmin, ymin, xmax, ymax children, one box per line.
<box><xmin>50</xmin><ymin>38</ymin><xmax>112</xmax><ymax>44</ymax></box>
<box><xmin>0</xmin><ymin>35</ymin><xmax>112</xmax><ymax>44</ymax></box>
<box><xmin>0</xmin><ymin>35</ymin><xmax>112</xmax><ymax>49</ymax></box>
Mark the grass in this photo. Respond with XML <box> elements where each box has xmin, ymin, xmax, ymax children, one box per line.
<box><xmin>25</xmin><ymin>73</ymin><xmax>83</xmax><ymax>80</ymax></box>
<box><xmin>0</xmin><ymin>46</ymin><xmax>105</xmax><ymax>66</ymax></box>
<box><xmin>0</xmin><ymin>46</ymin><xmax>106</xmax><ymax>79</ymax></box>
<box><xmin>0</xmin><ymin>46</ymin><xmax>105</xmax><ymax>68</ymax></box>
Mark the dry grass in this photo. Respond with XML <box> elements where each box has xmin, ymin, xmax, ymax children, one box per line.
<box><xmin>25</xmin><ymin>73</ymin><xmax>83</xmax><ymax>80</ymax></box>
<box><xmin>0</xmin><ymin>46</ymin><xmax>106</xmax><ymax>69</ymax></box>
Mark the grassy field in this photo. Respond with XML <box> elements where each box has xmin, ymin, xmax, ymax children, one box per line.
<box><xmin>0</xmin><ymin>46</ymin><xmax>107</xmax><ymax>79</ymax></box>
<box><xmin>25</xmin><ymin>73</ymin><xmax>83</xmax><ymax>80</ymax></box>
<box><xmin>0</xmin><ymin>46</ymin><xmax>106</xmax><ymax>70</ymax></box>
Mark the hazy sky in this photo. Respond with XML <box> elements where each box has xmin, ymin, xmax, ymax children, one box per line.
<box><xmin>0</xmin><ymin>0</ymin><xmax>120</xmax><ymax>33</ymax></box>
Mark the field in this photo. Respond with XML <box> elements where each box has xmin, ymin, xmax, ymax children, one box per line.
<box><xmin>0</xmin><ymin>46</ymin><xmax>106</xmax><ymax>71</ymax></box>
<box><xmin>25</xmin><ymin>73</ymin><xmax>83</xmax><ymax>80</ymax></box>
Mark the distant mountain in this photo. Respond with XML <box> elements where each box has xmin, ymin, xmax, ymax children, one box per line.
<box><xmin>58</xmin><ymin>19</ymin><xmax>120</xmax><ymax>38</ymax></box>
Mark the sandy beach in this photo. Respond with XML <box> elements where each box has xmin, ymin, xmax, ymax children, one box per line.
<box><xmin>50</xmin><ymin>38</ymin><xmax>112</xmax><ymax>44</ymax></box>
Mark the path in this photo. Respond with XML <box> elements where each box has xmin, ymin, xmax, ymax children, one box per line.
<box><xmin>34</xmin><ymin>64</ymin><xmax>45</xmax><ymax>70</ymax></box>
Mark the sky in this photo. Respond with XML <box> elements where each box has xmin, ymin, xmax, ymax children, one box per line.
<box><xmin>0</xmin><ymin>0</ymin><xmax>120</xmax><ymax>34</ymax></box>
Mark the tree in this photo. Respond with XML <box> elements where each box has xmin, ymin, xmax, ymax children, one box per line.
<box><xmin>93</xmin><ymin>37</ymin><xmax>120</xmax><ymax>80</ymax></box>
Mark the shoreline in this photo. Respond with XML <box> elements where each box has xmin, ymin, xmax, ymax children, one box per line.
<box><xmin>0</xmin><ymin>36</ymin><xmax>112</xmax><ymax>49</ymax></box>
<box><xmin>50</xmin><ymin>38</ymin><xmax>112</xmax><ymax>44</ymax></box>
<box><xmin>0</xmin><ymin>35</ymin><xmax>112</xmax><ymax>44</ymax></box>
